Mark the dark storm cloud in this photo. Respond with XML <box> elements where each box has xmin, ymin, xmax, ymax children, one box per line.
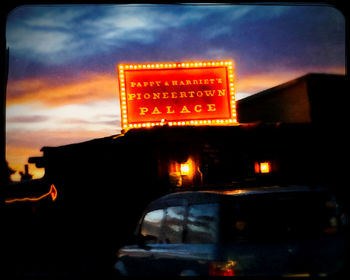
<box><xmin>186</xmin><ymin>5</ymin><xmax>345</xmax><ymax>75</ymax></box>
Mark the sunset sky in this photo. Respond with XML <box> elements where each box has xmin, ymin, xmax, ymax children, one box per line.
<box><xmin>5</xmin><ymin>4</ymin><xmax>345</xmax><ymax>181</ymax></box>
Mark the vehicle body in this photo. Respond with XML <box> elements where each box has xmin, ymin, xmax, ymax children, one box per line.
<box><xmin>114</xmin><ymin>185</ymin><xmax>346</xmax><ymax>276</ymax></box>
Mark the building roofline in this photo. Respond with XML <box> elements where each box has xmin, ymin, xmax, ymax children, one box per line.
<box><xmin>237</xmin><ymin>73</ymin><xmax>345</xmax><ymax>105</ymax></box>
<box><xmin>40</xmin><ymin>134</ymin><xmax>120</xmax><ymax>152</ymax></box>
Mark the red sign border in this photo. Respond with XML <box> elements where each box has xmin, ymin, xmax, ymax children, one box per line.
<box><xmin>118</xmin><ymin>60</ymin><xmax>237</xmax><ymax>129</ymax></box>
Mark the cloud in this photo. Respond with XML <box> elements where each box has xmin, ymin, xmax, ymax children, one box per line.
<box><xmin>237</xmin><ymin>72</ymin><xmax>297</xmax><ymax>94</ymax></box>
<box><xmin>7</xmin><ymin>26</ymin><xmax>72</xmax><ymax>54</ymax></box>
<box><xmin>59</xmin><ymin>117</ymin><xmax>121</xmax><ymax>128</ymax></box>
<box><xmin>6</xmin><ymin>5</ymin><xmax>220</xmax><ymax>64</ymax></box>
<box><xmin>236</xmin><ymin>65</ymin><xmax>345</xmax><ymax>94</ymax></box>
<box><xmin>205</xmin><ymin>47</ymin><xmax>233</xmax><ymax>60</ymax></box>
<box><xmin>82</xmin><ymin>5</ymin><xmax>213</xmax><ymax>47</ymax></box>
<box><xmin>6</xmin><ymin>115</ymin><xmax>50</xmax><ymax>123</ymax></box>
<box><xmin>7</xmin><ymin>6</ymin><xmax>96</xmax><ymax>64</ymax></box>
<box><xmin>198</xmin><ymin>5</ymin><xmax>291</xmax><ymax>40</ymax></box>
<box><xmin>23</xmin><ymin>7</ymin><xmax>87</xmax><ymax>28</ymax></box>
<box><xmin>6</xmin><ymin>4</ymin><xmax>345</xmax><ymax>74</ymax></box>
<box><xmin>6</xmin><ymin>72</ymin><xmax>118</xmax><ymax>107</ymax></box>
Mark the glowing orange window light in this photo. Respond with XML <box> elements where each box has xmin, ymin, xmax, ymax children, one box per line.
<box><xmin>5</xmin><ymin>184</ymin><xmax>58</xmax><ymax>204</ymax></box>
<box><xmin>180</xmin><ymin>163</ymin><xmax>190</xmax><ymax>175</ymax></box>
<box><xmin>254</xmin><ymin>161</ymin><xmax>271</xmax><ymax>174</ymax></box>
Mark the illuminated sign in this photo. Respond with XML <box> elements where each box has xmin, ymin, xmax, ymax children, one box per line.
<box><xmin>118</xmin><ymin>60</ymin><xmax>237</xmax><ymax>129</ymax></box>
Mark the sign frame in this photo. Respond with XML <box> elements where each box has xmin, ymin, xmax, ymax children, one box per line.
<box><xmin>118</xmin><ymin>60</ymin><xmax>237</xmax><ymax>129</ymax></box>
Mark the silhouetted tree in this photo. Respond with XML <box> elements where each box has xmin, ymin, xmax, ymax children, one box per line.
<box><xmin>0</xmin><ymin>160</ymin><xmax>15</xmax><ymax>185</ymax></box>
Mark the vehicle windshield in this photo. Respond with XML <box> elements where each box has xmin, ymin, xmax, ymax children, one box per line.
<box><xmin>220</xmin><ymin>191</ymin><xmax>340</xmax><ymax>242</ymax></box>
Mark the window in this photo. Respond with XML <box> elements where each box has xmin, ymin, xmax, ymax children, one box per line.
<box><xmin>140</xmin><ymin>209</ymin><xmax>165</xmax><ymax>243</ymax></box>
<box><xmin>221</xmin><ymin>193</ymin><xmax>341</xmax><ymax>242</ymax></box>
<box><xmin>185</xmin><ymin>203</ymin><xmax>219</xmax><ymax>244</ymax></box>
<box><xmin>163</xmin><ymin>206</ymin><xmax>185</xmax><ymax>244</ymax></box>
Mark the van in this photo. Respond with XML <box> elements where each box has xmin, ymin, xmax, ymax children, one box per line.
<box><xmin>114</xmin><ymin>185</ymin><xmax>345</xmax><ymax>276</ymax></box>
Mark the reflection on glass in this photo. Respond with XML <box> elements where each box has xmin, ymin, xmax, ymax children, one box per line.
<box><xmin>141</xmin><ymin>209</ymin><xmax>165</xmax><ymax>243</ymax></box>
<box><xmin>163</xmin><ymin>206</ymin><xmax>185</xmax><ymax>243</ymax></box>
<box><xmin>186</xmin><ymin>203</ymin><xmax>219</xmax><ymax>244</ymax></box>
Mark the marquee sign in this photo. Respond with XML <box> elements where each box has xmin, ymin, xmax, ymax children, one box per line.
<box><xmin>118</xmin><ymin>60</ymin><xmax>237</xmax><ymax>129</ymax></box>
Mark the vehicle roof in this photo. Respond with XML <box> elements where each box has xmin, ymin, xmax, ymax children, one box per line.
<box><xmin>146</xmin><ymin>185</ymin><xmax>329</xmax><ymax>211</ymax></box>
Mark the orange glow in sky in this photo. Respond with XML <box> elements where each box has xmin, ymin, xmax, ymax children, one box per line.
<box><xmin>6</xmin><ymin>72</ymin><xmax>117</xmax><ymax>107</ymax></box>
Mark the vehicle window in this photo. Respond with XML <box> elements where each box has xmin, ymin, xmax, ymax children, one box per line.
<box><xmin>163</xmin><ymin>206</ymin><xmax>185</xmax><ymax>244</ymax></box>
<box><xmin>221</xmin><ymin>193</ymin><xmax>341</xmax><ymax>242</ymax></box>
<box><xmin>185</xmin><ymin>203</ymin><xmax>219</xmax><ymax>244</ymax></box>
<box><xmin>140</xmin><ymin>209</ymin><xmax>165</xmax><ymax>244</ymax></box>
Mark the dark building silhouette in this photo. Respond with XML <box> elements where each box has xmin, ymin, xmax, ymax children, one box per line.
<box><xmin>28</xmin><ymin>73</ymin><xmax>346</xmax><ymax>192</ymax></box>
<box><xmin>2</xmin><ymin>73</ymin><xmax>347</xmax><ymax>278</ymax></box>
<box><xmin>237</xmin><ymin>73</ymin><xmax>346</xmax><ymax>125</ymax></box>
